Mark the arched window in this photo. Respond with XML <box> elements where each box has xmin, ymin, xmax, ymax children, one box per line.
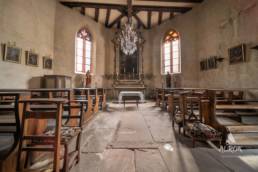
<box><xmin>75</xmin><ymin>27</ymin><xmax>92</xmax><ymax>74</ymax></box>
<box><xmin>162</xmin><ymin>30</ymin><xmax>181</xmax><ymax>74</ymax></box>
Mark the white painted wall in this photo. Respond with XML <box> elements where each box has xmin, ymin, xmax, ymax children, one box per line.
<box><xmin>0</xmin><ymin>0</ymin><xmax>56</xmax><ymax>88</ymax></box>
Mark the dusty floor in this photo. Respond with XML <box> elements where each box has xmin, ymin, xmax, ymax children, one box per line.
<box><xmin>71</xmin><ymin>102</ymin><xmax>258</xmax><ymax>172</ymax></box>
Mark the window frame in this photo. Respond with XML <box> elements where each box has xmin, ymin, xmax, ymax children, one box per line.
<box><xmin>75</xmin><ymin>28</ymin><xmax>92</xmax><ymax>74</ymax></box>
<box><xmin>162</xmin><ymin>30</ymin><xmax>181</xmax><ymax>75</ymax></box>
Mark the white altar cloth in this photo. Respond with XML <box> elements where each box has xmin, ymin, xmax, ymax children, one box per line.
<box><xmin>118</xmin><ymin>91</ymin><xmax>145</xmax><ymax>103</ymax></box>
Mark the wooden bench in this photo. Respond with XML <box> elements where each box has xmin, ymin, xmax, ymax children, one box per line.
<box><xmin>205</xmin><ymin>90</ymin><xmax>258</xmax><ymax>148</ymax></box>
<box><xmin>0</xmin><ymin>93</ymin><xmax>20</xmax><ymax>163</ymax></box>
<box><xmin>17</xmin><ymin>98</ymin><xmax>66</xmax><ymax>172</ymax></box>
<box><xmin>179</xmin><ymin>91</ymin><xmax>221</xmax><ymax>147</ymax></box>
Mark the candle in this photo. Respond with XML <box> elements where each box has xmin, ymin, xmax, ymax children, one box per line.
<box><xmin>124</xmin><ymin>67</ymin><xmax>126</xmax><ymax>73</ymax></box>
<box><xmin>133</xmin><ymin>68</ymin><xmax>134</xmax><ymax>73</ymax></box>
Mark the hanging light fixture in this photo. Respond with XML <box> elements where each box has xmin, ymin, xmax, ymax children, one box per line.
<box><xmin>118</xmin><ymin>0</ymin><xmax>140</xmax><ymax>55</ymax></box>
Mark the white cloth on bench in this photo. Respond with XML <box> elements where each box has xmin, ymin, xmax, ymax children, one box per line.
<box><xmin>118</xmin><ymin>91</ymin><xmax>145</xmax><ymax>103</ymax></box>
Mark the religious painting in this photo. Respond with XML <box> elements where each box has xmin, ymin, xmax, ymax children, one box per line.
<box><xmin>229</xmin><ymin>44</ymin><xmax>246</xmax><ymax>64</ymax></box>
<box><xmin>200</xmin><ymin>60</ymin><xmax>208</xmax><ymax>71</ymax></box>
<box><xmin>3</xmin><ymin>44</ymin><xmax>22</xmax><ymax>63</ymax></box>
<box><xmin>26</xmin><ymin>51</ymin><xmax>39</xmax><ymax>67</ymax></box>
<box><xmin>208</xmin><ymin>57</ymin><xmax>217</xmax><ymax>69</ymax></box>
<box><xmin>43</xmin><ymin>57</ymin><xmax>53</xmax><ymax>69</ymax></box>
<box><xmin>200</xmin><ymin>60</ymin><xmax>206</xmax><ymax>71</ymax></box>
<box><xmin>119</xmin><ymin>49</ymin><xmax>139</xmax><ymax>79</ymax></box>
<box><xmin>200</xmin><ymin>57</ymin><xmax>218</xmax><ymax>71</ymax></box>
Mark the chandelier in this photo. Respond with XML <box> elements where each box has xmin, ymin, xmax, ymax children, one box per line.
<box><xmin>119</xmin><ymin>20</ymin><xmax>138</xmax><ymax>55</ymax></box>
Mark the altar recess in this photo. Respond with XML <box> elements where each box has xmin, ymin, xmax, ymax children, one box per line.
<box><xmin>112</xmin><ymin>0</ymin><xmax>146</xmax><ymax>97</ymax></box>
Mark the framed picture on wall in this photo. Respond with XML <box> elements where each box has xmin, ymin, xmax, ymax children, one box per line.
<box><xmin>25</xmin><ymin>51</ymin><xmax>39</xmax><ymax>67</ymax></box>
<box><xmin>200</xmin><ymin>60</ymin><xmax>206</xmax><ymax>71</ymax></box>
<box><xmin>3</xmin><ymin>44</ymin><xmax>22</xmax><ymax>63</ymax></box>
<box><xmin>43</xmin><ymin>57</ymin><xmax>53</xmax><ymax>70</ymax></box>
<box><xmin>229</xmin><ymin>44</ymin><xmax>246</xmax><ymax>64</ymax></box>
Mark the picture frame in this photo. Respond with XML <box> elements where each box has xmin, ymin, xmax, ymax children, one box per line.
<box><xmin>3</xmin><ymin>44</ymin><xmax>22</xmax><ymax>64</ymax></box>
<box><xmin>43</xmin><ymin>57</ymin><xmax>53</xmax><ymax>70</ymax></box>
<box><xmin>229</xmin><ymin>44</ymin><xmax>246</xmax><ymax>64</ymax></box>
<box><xmin>200</xmin><ymin>60</ymin><xmax>205</xmax><ymax>71</ymax></box>
<box><xmin>200</xmin><ymin>57</ymin><xmax>218</xmax><ymax>71</ymax></box>
<box><xmin>25</xmin><ymin>51</ymin><xmax>39</xmax><ymax>67</ymax></box>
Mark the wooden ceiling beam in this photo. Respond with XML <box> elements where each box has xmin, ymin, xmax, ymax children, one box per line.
<box><xmin>147</xmin><ymin>11</ymin><xmax>152</xmax><ymax>29</ymax></box>
<box><xmin>133</xmin><ymin>14</ymin><xmax>147</xmax><ymax>29</ymax></box>
<box><xmin>107</xmin><ymin>13</ymin><xmax>125</xmax><ymax>28</ymax></box>
<box><xmin>94</xmin><ymin>8</ymin><xmax>100</xmax><ymax>22</ymax></box>
<box><xmin>60</xmin><ymin>1</ymin><xmax>192</xmax><ymax>13</ymax></box>
<box><xmin>60</xmin><ymin>1</ymin><xmax>125</xmax><ymax>11</ymax></box>
<box><xmin>117</xmin><ymin>21</ymin><xmax>121</xmax><ymax>29</ymax></box>
<box><xmin>169</xmin><ymin>12</ymin><xmax>174</xmax><ymax>19</ymax></box>
<box><xmin>158</xmin><ymin>11</ymin><xmax>162</xmax><ymax>25</ymax></box>
<box><xmin>105</xmin><ymin>9</ymin><xmax>111</xmax><ymax>27</ymax></box>
<box><xmin>133</xmin><ymin>6</ymin><xmax>191</xmax><ymax>13</ymax></box>
<box><xmin>137</xmin><ymin>20</ymin><xmax>141</xmax><ymax>29</ymax></box>
<box><xmin>80</xmin><ymin>7</ymin><xmax>85</xmax><ymax>15</ymax></box>
<box><xmin>128</xmin><ymin>0</ymin><xmax>133</xmax><ymax>19</ymax></box>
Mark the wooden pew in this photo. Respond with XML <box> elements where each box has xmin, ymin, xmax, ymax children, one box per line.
<box><xmin>0</xmin><ymin>91</ymin><xmax>30</xmax><ymax>172</ymax></box>
<box><xmin>89</xmin><ymin>88</ymin><xmax>100</xmax><ymax>113</ymax></box>
<box><xmin>156</xmin><ymin>88</ymin><xmax>183</xmax><ymax>110</ymax></box>
<box><xmin>168</xmin><ymin>90</ymin><xmax>181</xmax><ymax>130</ymax></box>
<box><xmin>73</xmin><ymin>88</ymin><xmax>94</xmax><ymax>123</ymax></box>
<box><xmin>17</xmin><ymin>98</ymin><xmax>66</xmax><ymax>172</ymax></box>
<box><xmin>0</xmin><ymin>89</ymin><xmax>86</xmax><ymax>172</ymax></box>
<box><xmin>155</xmin><ymin>88</ymin><xmax>162</xmax><ymax>107</ymax></box>
<box><xmin>178</xmin><ymin>90</ymin><xmax>221</xmax><ymax>147</ymax></box>
<box><xmin>97</xmin><ymin>88</ymin><xmax>107</xmax><ymax>111</ymax></box>
<box><xmin>206</xmin><ymin>90</ymin><xmax>258</xmax><ymax>147</ymax></box>
<box><xmin>0</xmin><ymin>93</ymin><xmax>20</xmax><ymax>171</ymax></box>
<box><xmin>171</xmin><ymin>89</ymin><xmax>205</xmax><ymax>133</ymax></box>
<box><xmin>28</xmin><ymin>88</ymin><xmax>88</xmax><ymax>171</ymax></box>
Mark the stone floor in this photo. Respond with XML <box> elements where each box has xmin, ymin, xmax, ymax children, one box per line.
<box><xmin>71</xmin><ymin>102</ymin><xmax>258</xmax><ymax>172</ymax></box>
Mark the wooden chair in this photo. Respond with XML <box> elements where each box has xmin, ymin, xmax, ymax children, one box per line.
<box><xmin>17</xmin><ymin>98</ymin><xmax>65</xmax><ymax>172</ymax></box>
<box><xmin>180</xmin><ymin>90</ymin><xmax>221</xmax><ymax>147</ymax></box>
<box><xmin>0</xmin><ymin>93</ymin><xmax>20</xmax><ymax>163</ymax></box>
<box><xmin>28</xmin><ymin>89</ymin><xmax>85</xmax><ymax>172</ymax></box>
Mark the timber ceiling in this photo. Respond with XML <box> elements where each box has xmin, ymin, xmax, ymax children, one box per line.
<box><xmin>60</xmin><ymin>0</ymin><xmax>204</xmax><ymax>29</ymax></box>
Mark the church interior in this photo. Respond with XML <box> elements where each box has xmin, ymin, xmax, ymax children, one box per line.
<box><xmin>1</xmin><ymin>0</ymin><xmax>258</xmax><ymax>171</ymax></box>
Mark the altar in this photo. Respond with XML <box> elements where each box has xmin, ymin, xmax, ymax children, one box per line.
<box><xmin>118</xmin><ymin>91</ymin><xmax>145</xmax><ymax>103</ymax></box>
<box><xmin>112</xmin><ymin>21</ymin><xmax>146</xmax><ymax>98</ymax></box>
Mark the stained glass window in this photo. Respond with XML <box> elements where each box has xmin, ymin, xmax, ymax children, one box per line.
<box><xmin>162</xmin><ymin>30</ymin><xmax>181</xmax><ymax>74</ymax></box>
<box><xmin>75</xmin><ymin>27</ymin><xmax>92</xmax><ymax>74</ymax></box>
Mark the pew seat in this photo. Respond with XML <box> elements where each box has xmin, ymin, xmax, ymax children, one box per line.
<box><xmin>236</xmin><ymin>111</ymin><xmax>258</xmax><ymax>116</ymax></box>
<box><xmin>227</xmin><ymin>133</ymin><xmax>258</xmax><ymax>146</ymax></box>
<box><xmin>226</xmin><ymin>125</ymin><xmax>258</xmax><ymax>133</ymax></box>
<box><xmin>0</xmin><ymin>134</ymin><xmax>14</xmax><ymax>160</ymax></box>
<box><xmin>217</xmin><ymin>117</ymin><xmax>242</xmax><ymax>126</ymax></box>
<box><xmin>216</xmin><ymin>112</ymin><xmax>237</xmax><ymax>117</ymax></box>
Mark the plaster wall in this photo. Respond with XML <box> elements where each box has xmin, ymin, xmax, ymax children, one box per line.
<box><xmin>196</xmin><ymin>0</ymin><xmax>258</xmax><ymax>89</ymax></box>
<box><xmin>147</xmin><ymin>10</ymin><xmax>199</xmax><ymax>88</ymax></box>
<box><xmin>54</xmin><ymin>3</ymin><xmax>112</xmax><ymax>88</ymax></box>
<box><xmin>0</xmin><ymin>0</ymin><xmax>56</xmax><ymax>88</ymax></box>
